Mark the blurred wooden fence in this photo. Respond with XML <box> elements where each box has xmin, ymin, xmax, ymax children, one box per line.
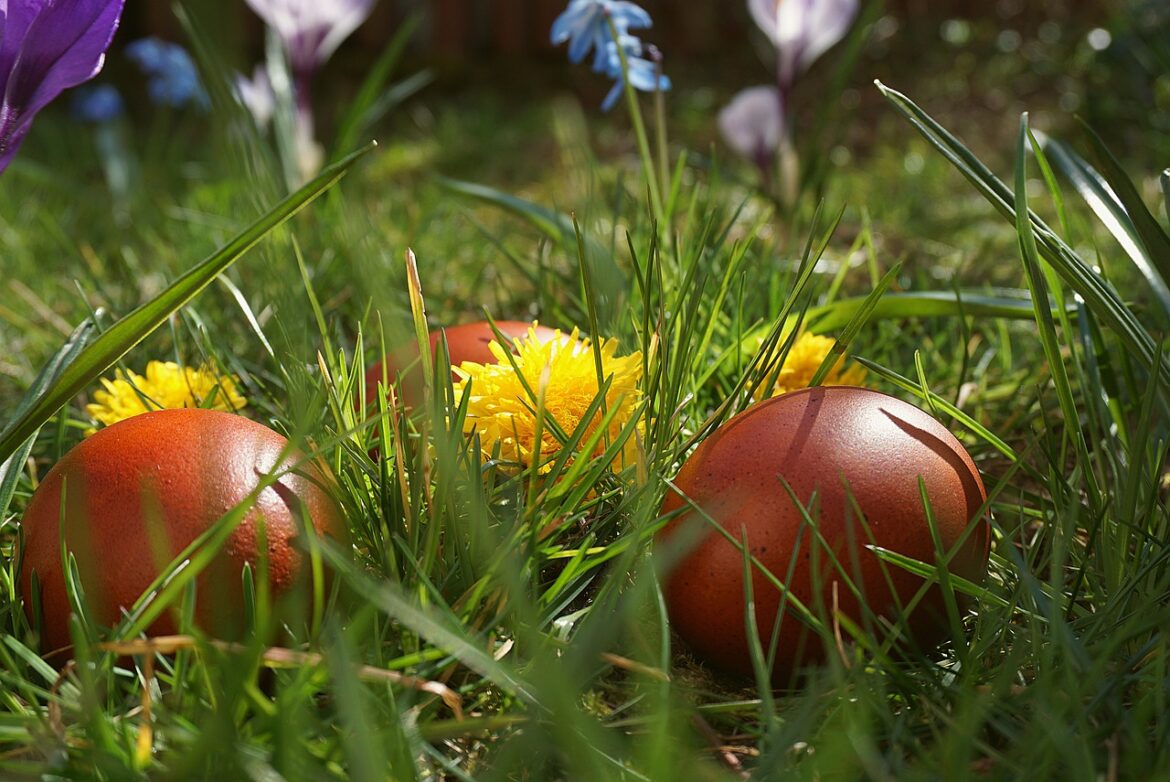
<box><xmin>130</xmin><ymin>0</ymin><xmax>1105</xmax><ymax>64</ymax></box>
<box><xmin>131</xmin><ymin>1</ymin><xmax>744</xmax><ymax>61</ymax></box>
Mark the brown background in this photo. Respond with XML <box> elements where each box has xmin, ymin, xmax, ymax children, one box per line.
<box><xmin>129</xmin><ymin>0</ymin><xmax>1115</xmax><ymax>66</ymax></box>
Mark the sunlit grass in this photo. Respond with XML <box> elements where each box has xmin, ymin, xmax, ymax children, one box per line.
<box><xmin>2</xmin><ymin>18</ymin><xmax>1170</xmax><ymax>779</ymax></box>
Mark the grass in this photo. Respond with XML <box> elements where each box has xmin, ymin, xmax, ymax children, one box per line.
<box><xmin>2</xmin><ymin>5</ymin><xmax>1170</xmax><ymax>779</ymax></box>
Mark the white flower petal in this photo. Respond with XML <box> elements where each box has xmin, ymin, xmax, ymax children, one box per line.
<box><xmin>747</xmin><ymin>0</ymin><xmax>782</xmax><ymax>46</ymax></box>
<box><xmin>245</xmin><ymin>0</ymin><xmax>375</xmax><ymax>69</ymax></box>
<box><xmin>749</xmin><ymin>0</ymin><xmax>859</xmax><ymax>85</ymax></box>
<box><xmin>780</xmin><ymin>0</ymin><xmax>859</xmax><ymax>80</ymax></box>
<box><xmin>234</xmin><ymin>65</ymin><xmax>276</xmax><ymax>128</ymax></box>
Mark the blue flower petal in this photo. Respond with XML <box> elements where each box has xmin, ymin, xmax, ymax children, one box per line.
<box><xmin>591</xmin><ymin>40</ymin><xmax>613</xmax><ymax>73</ymax></box>
<box><xmin>624</xmin><ymin>58</ymin><xmax>658</xmax><ymax>90</ymax></box>
<box><xmin>609</xmin><ymin>2</ymin><xmax>652</xmax><ymax>30</ymax></box>
<box><xmin>549</xmin><ymin>0</ymin><xmax>670</xmax><ymax>112</ymax></box>
<box><xmin>126</xmin><ymin>37</ymin><xmax>208</xmax><ymax>110</ymax></box>
<box><xmin>71</xmin><ymin>83</ymin><xmax>124</xmax><ymax>123</ymax></box>
<box><xmin>601</xmin><ymin>80</ymin><xmax>624</xmax><ymax>111</ymax></box>
<box><xmin>567</xmin><ymin>19</ymin><xmax>599</xmax><ymax>63</ymax></box>
<box><xmin>550</xmin><ymin>2</ymin><xmax>587</xmax><ymax>44</ymax></box>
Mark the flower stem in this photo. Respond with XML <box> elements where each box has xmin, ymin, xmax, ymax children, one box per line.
<box><xmin>610</xmin><ymin>18</ymin><xmax>664</xmax><ymax>226</ymax></box>
<box><xmin>294</xmin><ymin>70</ymin><xmax>323</xmax><ymax>182</ymax></box>
<box><xmin>778</xmin><ymin>126</ymin><xmax>799</xmax><ymax>211</ymax></box>
<box><xmin>652</xmin><ymin>53</ymin><xmax>670</xmax><ymax>212</ymax></box>
<box><xmin>775</xmin><ymin>72</ymin><xmax>799</xmax><ymax>211</ymax></box>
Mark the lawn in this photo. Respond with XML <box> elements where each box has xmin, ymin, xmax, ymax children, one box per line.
<box><xmin>2</xmin><ymin>0</ymin><xmax>1170</xmax><ymax>779</ymax></box>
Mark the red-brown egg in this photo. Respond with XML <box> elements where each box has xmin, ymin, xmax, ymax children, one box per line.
<box><xmin>657</xmin><ymin>386</ymin><xmax>989</xmax><ymax>683</ymax></box>
<box><xmin>362</xmin><ymin>320</ymin><xmax>565</xmax><ymax>408</ymax></box>
<box><xmin>19</xmin><ymin>408</ymin><xmax>346</xmax><ymax>655</ymax></box>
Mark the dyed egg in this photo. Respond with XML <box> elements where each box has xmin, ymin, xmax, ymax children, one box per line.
<box><xmin>658</xmin><ymin>386</ymin><xmax>989</xmax><ymax>683</ymax></box>
<box><xmin>19</xmin><ymin>408</ymin><xmax>346</xmax><ymax>654</ymax></box>
<box><xmin>363</xmin><ymin>320</ymin><xmax>565</xmax><ymax>408</ymax></box>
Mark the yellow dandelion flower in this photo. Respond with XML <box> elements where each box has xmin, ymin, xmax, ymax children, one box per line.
<box><xmin>452</xmin><ymin>326</ymin><xmax>643</xmax><ymax>472</ymax></box>
<box><xmin>754</xmin><ymin>331</ymin><xmax>867</xmax><ymax>400</ymax></box>
<box><xmin>85</xmin><ymin>360</ymin><xmax>247</xmax><ymax>432</ymax></box>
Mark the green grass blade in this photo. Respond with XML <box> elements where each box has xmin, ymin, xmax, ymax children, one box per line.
<box><xmin>438</xmin><ymin>175</ymin><xmax>624</xmax><ymax>325</ymax></box>
<box><xmin>877</xmin><ymin>81</ymin><xmax>1170</xmax><ymax>393</ymax></box>
<box><xmin>1079</xmin><ymin>121</ymin><xmax>1170</xmax><ymax>291</ymax></box>
<box><xmin>739</xmin><ymin>529</ymin><xmax>779</xmax><ymax>731</ymax></box>
<box><xmin>1016</xmin><ymin>117</ymin><xmax>1080</xmax><ymax>456</ymax></box>
<box><xmin>1161</xmin><ymin>169</ymin><xmax>1170</xmax><ymax>224</ymax></box>
<box><xmin>804</xmin><ymin>290</ymin><xmax>1066</xmax><ymax>332</ymax></box>
<box><xmin>331</xmin><ymin>12</ymin><xmax>424</xmax><ymax>162</ymax></box>
<box><xmin>0</xmin><ymin>439</ymin><xmax>35</xmax><ymax>531</ymax></box>
<box><xmin>0</xmin><ymin>315</ymin><xmax>98</xmax><ymax>520</ymax></box>
<box><xmin>809</xmin><ymin>262</ymin><xmax>898</xmax><ymax>387</ymax></box>
<box><xmin>0</xmin><ymin>142</ymin><xmax>375</xmax><ymax>464</ymax></box>
<box><xmin>322</xmin><ymin>622</ymin><xmax>396</xmax><ymax>782</ymax></box>
<box><xmin>437</xmin><ymin>175</ymin><xmax>580</xmax><ymax>244</ymax></box>
<box><xmin>319</xmin><ymin>538</ymin><xmax>542</xmax><ymax>710</ymax></box>
<box><xmin>1040</xmin><ymin>134</ymin><xmax>1170</xmax><ymax>319</ymax></box>
<box><xmin>866</xmin><ymin>547</ymin><xmax>1011</xmax><ymax>608</ymax></box>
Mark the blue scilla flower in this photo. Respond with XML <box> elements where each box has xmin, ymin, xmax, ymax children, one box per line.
<box><xmin>125</xmin><ymin>37</ymin><xmax>210</xmax><ymax>110</ymax></box>
<box><xmin>551</xmin><ymin>0</ymin><xmax>652</xmax><ymax>66</ymax></box>
<box><xmin>71</xmin><ymin>84</ymin><xmax>125</xmax><ymax>124</ymax></box>
<box><xmin>600</xmin><ymin>47</ymin><xmax>671</xmax><ymax>111</ymax></box>
<box><xmin>551</xmin><ymin>0</ymin><xmax>670</xmax><ymax>111</ymax></box>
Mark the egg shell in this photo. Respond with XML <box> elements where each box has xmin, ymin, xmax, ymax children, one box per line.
<box><xmin>658</xmin><ymin>386</ymin><xmax>989</xmax><ymax>683</ymax></box>
<box><xmin>19</xmin><ymin>408</ymin><xmax>346</xmax><ymax>655</ymax></box>
<box><xmin>362</xmin><ymin>320</ymin><xmax>565</xmax><ymax>409</ymax></box>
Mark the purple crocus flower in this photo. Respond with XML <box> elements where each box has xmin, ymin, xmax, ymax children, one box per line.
<box><xmin>233</xmin><ymin>65</ymin><xmax>275</xmax><ymax>129</ymax></box>
<box><xmin>732</xmin><ymin>0</ymin><xmax>857</xmax><ymax>202</ymax></box>
<box><xmin>0</xmin><ymin>0</ymin><xmax>126</xmax><ymax>173</ymax></box>
<box><xmin>718</xmin><ymin>86</ymin><xmax>783</xmax><ymax>173</ymax></box>
<box><xmin>244</xmin><ymin>0</ymin><xmax>375</xmax><ymax>181</ymax></box>
<box><xmin>244</xmin><ymin>0</ymin><xmax>376</xmax><ymax>76</ymax></box>
<box><xmin>748</xmin><ymin>0</ymin><xmax>859</xmax><ymax>90</ymax></box>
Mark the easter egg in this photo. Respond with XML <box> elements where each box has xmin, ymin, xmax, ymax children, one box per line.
<box><xmin>363</xmin><ymin>321</ymin><xmax>565</xmax><ymax>408</ymax></box>
<box><xmin>657</xmin><ymin>386</ymin><xmax>989</xmax><ymax>683</ymax></box>
<box><xmin>19</xmin><ymin>408</ymin><xmax>346</xmax><ymax>655</ymax></box>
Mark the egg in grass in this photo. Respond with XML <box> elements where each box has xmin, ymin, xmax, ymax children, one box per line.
<box><xmin>19</xmin><ymin>408</ymin><xmax>346</xmax><ymax>655</ymax></box>
<box><xmin>657</xmin><ymin>386</ymin><xmax>990</xmax><ymax>684</ymax></box>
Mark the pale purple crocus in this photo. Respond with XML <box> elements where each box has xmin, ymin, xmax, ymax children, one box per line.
<box><xmin>0</xmin><ymin>0</ymin><xmax>126</xmax><ymax>173</ymax></box>
<box><xmin>244</xmin><ymin>0</ymin><xmax>375</xmax><ymax>76</ymax></box>
<box><xmin>748</xmin><ymin>0</ymin><xmax>858</xmax><ymax>92</ymax></box>
<box><xmin>718</xmin><ymin>86</ymin><xmax>783</xmax><ymax>175</ymax></box>
<box><xmin>233</xmin><ymin>65</ymin><xmax>275</xmax><ymax>129</ymax></box>
<box><xmin>726</xmin><ymin>0</ymin><xmax>857</xmax><ymax>203</ymax></box>
<box><xmin>244</xmin><ymin>0</ymin><xmax>375</xmax><ymax>181</ymax></box>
